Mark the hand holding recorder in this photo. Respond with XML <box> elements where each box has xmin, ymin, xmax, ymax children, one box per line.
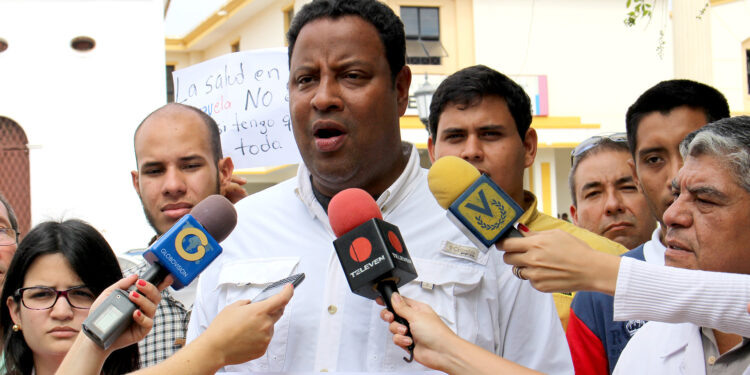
<box><xmin>57</xmin><ymin>281</ymin><xmax>295</xmax><ymax>375</ymax></box>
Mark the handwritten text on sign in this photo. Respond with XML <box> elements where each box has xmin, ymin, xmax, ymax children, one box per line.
<box><xmin>172</xmin><ymin>48</ymin><xmax>301</xmax><ymax>169</ymax></box>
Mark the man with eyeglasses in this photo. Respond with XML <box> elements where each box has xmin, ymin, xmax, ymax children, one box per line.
<box><xmin>568</xmin><ymin>134</ymin><xmax>656</xmax><ymax>250</ymax></box>
<box><xmin>565</xmin><ymin>80</ymin><xmax>731</xmax><ymax>375</ymax></box>
<box><xmin>427</xmin><ymin>65</ymin><xmax>626</xmax><ymax>332</ymax></box>
<box><xmin>0</xmin><ymin>192</ymin><xmax>19</xmax><ymax>287</ymax></box>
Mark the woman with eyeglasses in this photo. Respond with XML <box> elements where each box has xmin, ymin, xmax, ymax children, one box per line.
<box><xmin>0</xmin><ymin>220</ymin><xmax>162</xmax><ymax>375</ymax></box>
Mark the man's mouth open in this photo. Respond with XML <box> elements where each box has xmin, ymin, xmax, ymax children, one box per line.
<box><xmin>314</xmin><ymin>126</ymin><xmax>347</xmax><ymax>152</ymax></box>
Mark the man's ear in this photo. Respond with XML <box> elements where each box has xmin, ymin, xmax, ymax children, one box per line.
<box><xmin>427</xmin><ymin>137</ymin><xmax>436</xmax><ymax>163</ymax></box>
<box><xmin>570</xmin><ymin>204</ymin><xmax>579</xmax><ymax>225</ymax></box>
<box><xmin>218</xmin><ymin>157</ymin><xmax>235</xmax><ymax>190</ymax></box>
<box><xmin>522</xmin><ymin>127</ymin><xmax>538</xmax><ymax>168</ymax></box>
<box><xmin>395</xmin><ymin>66</ymin><xmax>412</xmax><ymax>116</ymax></box>
<box><xmin>131</xmin><ymin>170</ymin><xmax>140</xmax><ymax>196</ymax></box>
<box><xmin>628</xmin><ymin>158</ymin><xmax>642</xmax><ymax>191</ymax></box>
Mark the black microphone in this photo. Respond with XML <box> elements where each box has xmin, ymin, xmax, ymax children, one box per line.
<box><xmin>328</xmin><ymin>188</ymin><xmax>418</xmax><ymax>362</ymax></box>
<box><xmin>82</xmin><ymin>195</ymin><xmax>237</xmax><ymax>349</ymax></box>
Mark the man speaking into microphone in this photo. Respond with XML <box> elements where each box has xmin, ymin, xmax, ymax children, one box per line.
<box><xmin>187</xmin><ymin>0</ymin><xmax>571</xmax><ymax>373</ymax></box>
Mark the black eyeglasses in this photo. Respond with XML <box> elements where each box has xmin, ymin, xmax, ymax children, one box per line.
<box><xmin>0</xmin><ymin>228</ymin><xmax>18</xmax><ymax>246</ymax></box>
<box><xmin>570</xmin><ymin>132</ymin><xmax>628</xmax><ymax>166</ymax></box>
<box><xmin>15</xmin><ymin>286</ymin><xmax>96</xmax><ymax>310</ymax></box>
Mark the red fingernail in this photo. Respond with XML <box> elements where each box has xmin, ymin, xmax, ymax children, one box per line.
<box><xmin>136</xmin><ymin>310</ymin><xmax>142</xmax><ymax>317</ymax></box>
<box><xmin>137</xmin><ymin>279</ymin><xmax>146</xmax><ymax>287</ymax></box>
<box><xmin>518</xmin><ymin>223</ymin><xmax>529</xmax><ymax>233</ymax></box>
<box><xmin>131</xmin><ymin>291</ymin><xmax>140</xmax><ymax>298</ymax></box>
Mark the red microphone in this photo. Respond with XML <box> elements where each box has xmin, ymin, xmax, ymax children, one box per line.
<box><xmin>329</xmin><ymin>188</ymin><xmax>417</xmax><ymax>362</ymax></box>
<box><xmin>329</xmin><ymin>188</ymin><xmax>383</xmax><ymax>237</ymax></box>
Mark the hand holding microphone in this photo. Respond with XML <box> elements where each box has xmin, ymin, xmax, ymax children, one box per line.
<box><xmin>82</xmin><ymin>194</ymin><xmax>237</xmax><ymax>349</ymax></box>
<box><xmin>428</xmin><ymin>156</ymin><xmax>524</xmax><ymax>252</ymax></box>
<box><xmin>379</xmin><ymin>292</ymin><xmax>543</xmax><ymax>375</ymax></box>
<box><xmin>379</xmin><ymin>292</ymin><xmax>462</xmax><ymax>372</ymax></box>
<box><xmin>328</xmin><ymin>188</ymin><xmax>418</xmax><ymax>362</ymax></box>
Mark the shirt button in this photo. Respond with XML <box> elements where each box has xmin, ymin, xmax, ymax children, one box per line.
<box><xmin>708</xmin><ymin>356</ymin><xmax>717</xmax><ymax>365</ymax></box>
<box><xmin>327</xmin><ymin>305</ymin><xmax>337</xmax><ymax>314</ymax></box>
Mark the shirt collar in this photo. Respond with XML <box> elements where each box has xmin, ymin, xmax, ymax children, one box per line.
<box><xmin>294</xmin><ymin>142</ymin><xmax>421</xmax><ymax>228</ymax></box>
<box><xmin>657</xmin><ymin>323</ymin><xmax>700</xmax><ymax>359</ymax></box>
<box><xmin>517</xmin><ymin>190</ymin><xmax>539</xmax><ymax>226</ymax></box>
<box><xmin>643</xmin><ymin>226</ymin><xmax>666</xmax><ymax>265</ymax></box>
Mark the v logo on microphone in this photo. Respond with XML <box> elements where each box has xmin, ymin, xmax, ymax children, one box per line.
<box><xmin>464</xmin><ymin>190</ymin><xmax>493</xmax><ymax>217</ymax></box>
<box><xmin>452</xmin><ymin>176</ymin><xmax>524</xmax><ymax>245</ymax></box>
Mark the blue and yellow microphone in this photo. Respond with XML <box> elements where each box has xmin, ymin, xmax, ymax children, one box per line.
<box><xmin>428</xmin><ymin>156</ymin><xmax>523</xmax><ymax>252</ymax></box>
<box><xmin>82</xmin><ymin>194</ymin><xmax>237</xmax><ymax>349</ymax></box>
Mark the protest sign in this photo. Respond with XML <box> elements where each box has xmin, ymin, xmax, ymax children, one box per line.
<box><xmin>173</xmin><ymin>48</ymin><xmax>300</xmax><ymax>168</ymax></box>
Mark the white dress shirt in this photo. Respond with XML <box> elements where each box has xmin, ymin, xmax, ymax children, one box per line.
<box><xmin>187</xmin><ymin>144</ymin><xmax>572</xmax><ymax>373</ymax></box>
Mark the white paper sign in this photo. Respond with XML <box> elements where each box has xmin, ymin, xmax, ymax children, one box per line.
<box><xmin>172</xmin><ymin>48</ymin><xmax>301</xmax><ymax>169</ymax></box>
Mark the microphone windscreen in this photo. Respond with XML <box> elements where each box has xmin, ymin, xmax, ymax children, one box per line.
<box><xmin>328</xmin><ymin>188</ymin><xmax>383</xmax><ymax>237</ymax></box>
<box><xmin>190</xmin><ymin>195</ymin><xmax>238</xmax><ymax>242</ymax></box>
<box><xmin>428</xmin><ymin>156</ymin><xmax>481</xmax><ymax>209</ymax></box>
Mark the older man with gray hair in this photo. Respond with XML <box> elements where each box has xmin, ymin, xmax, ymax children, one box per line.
<box><xmin>568</xmin><ymin>133</ymin><xmax>656</xmax><ymax>250</ymax></box>
<box><xmin>614</xmin><ymin>116</ymin><xmax>750</xmax><ymax>374</ymax></box>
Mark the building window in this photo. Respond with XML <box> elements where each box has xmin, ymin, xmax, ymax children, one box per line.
<box><xmin>401</xmin><ymin>6</ymin><xmax>444</xmax><ymax>65</ymax></box>
<box><xmin>231</xmin><ymin>40</ymin><xmax>240</xmax><ymax>53</ymax></box>
<box><xmin>166</xmin><ymin>65</ymin><xmax>175</xmax><ymax>103</ymax></box>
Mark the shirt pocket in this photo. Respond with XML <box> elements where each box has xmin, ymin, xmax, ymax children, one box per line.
<box><xmin>381</xmin><ymin>257</ymin><xmax>484</xmax><ymax>365</ymax></box>
<box><xmin>215</xmin><ymin>257</ymin><xmax>300</xmax><ymax>372</ymax></box>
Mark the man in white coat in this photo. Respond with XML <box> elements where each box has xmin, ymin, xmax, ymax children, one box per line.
<box><xmin>615</xmin><ymin>116</ymin><xmax>750</xmax><ymax>374</ymax></box>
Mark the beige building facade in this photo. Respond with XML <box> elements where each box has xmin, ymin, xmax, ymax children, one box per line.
<box><xmin>165</xmin><ymin>0</ymin><xmax>750</xmax><ymax>217</ymax></box>
<box><xmin>0</xmin><ymin>0</ymin><xmax>167</xmax><ymax>251</ymax></box>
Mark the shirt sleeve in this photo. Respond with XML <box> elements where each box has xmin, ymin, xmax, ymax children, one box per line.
<box><xmin>613</xmin><ymin>257</ymin><xmax>750</xmax><ymax>337</ymax></box>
